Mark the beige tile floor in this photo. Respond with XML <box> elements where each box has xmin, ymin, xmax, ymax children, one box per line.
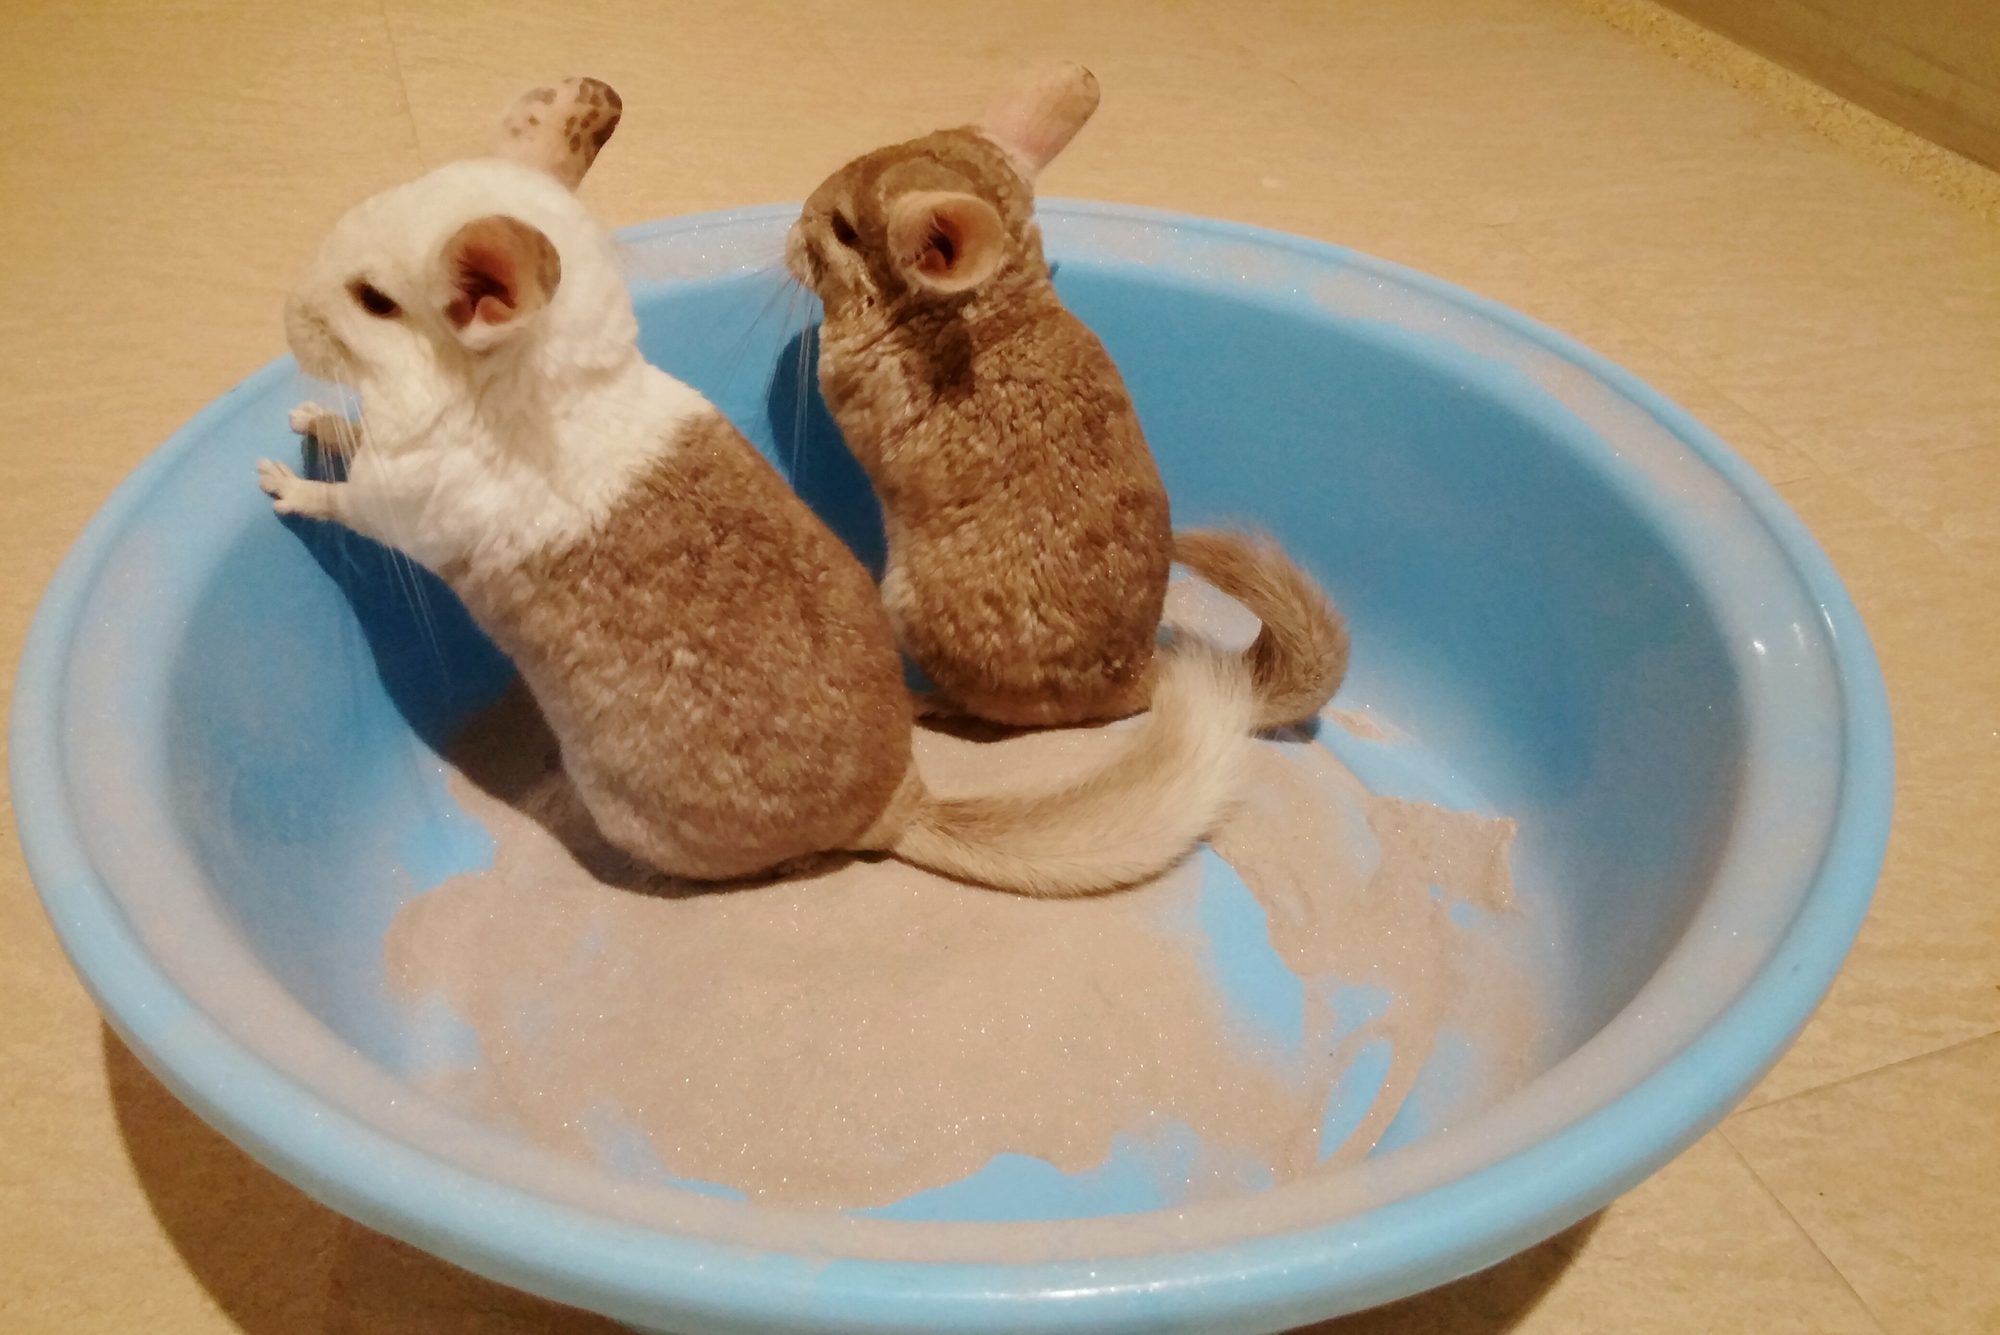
<box><xmin>1</xmin><ymin>1</ymin><xmax>1994</xmax><ymax>1331</ymax></box>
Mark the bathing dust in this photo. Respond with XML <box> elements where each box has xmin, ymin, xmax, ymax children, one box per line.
<box><xmin>384</xmin><ymin>587</ymin><xmax>1538</xmax><ymax>1211</ymax></box>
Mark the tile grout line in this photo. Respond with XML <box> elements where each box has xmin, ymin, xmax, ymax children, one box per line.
<box><xmin>1179</xmin><ymin>0</ymin><xmax>1969</xmax><ymax>522</ymax></box>
<box><xmin>1768</xmin><ymin>469</ymin><xmax>1970</xmax><ymax>572</ymax></box>
<box><xmin>1482</xmin><ymin>224</ymin><xmax>1827</xmax><ymax>488</ymax></box>
<box><xmin>373</xmin><ymin>0</ymin><xmax>427</xmax><ymax>169</ymax></box>
<box><xmin>1475</xmin><ymin>233</ymin><xmax>1967</xmax><ymax>503</ymax></box>
<box><xmin>1805</xmin><ymin>443</ymin><xmax>1999</xmax><ymax>566</ymax></box>
<box><xmin>1732</xmin><ymin>1028</ymin><xmax>2000</xmax><ymax>1119</ymax></box>
<box><xmin>1712</xmin><ymin>1128</ymin><xmax>1894</xmax><ymax>1333</ymax></box>
<box><xmin>1819</xmin><ymin>436</ymin><xmax>1993</xmax><ymax>472</ymax></box>
<box><xmin>785</xmin><ymin>6</ymin><xmax>871</xmax><ymax>118</ymax></box>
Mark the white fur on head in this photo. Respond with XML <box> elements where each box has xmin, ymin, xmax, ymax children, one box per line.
<box><xmin>284</xmin><ymin>159</ymin><xmax>634</xmax><ymax>399</ymax></box>
<box><xmin>277</xmin><ymin>151</ymin><xmax>710</xmax><ymax>575</ymax></box>
<box><xmin>979</xmin><ymin>61</ymin><xmax>1100</xmax><ymax>180</ymax></box>
<box><xmin>272</xmin><ymin>80</ymin><xmax>714</xmax><ymax>578</ymax></box>
<box><xmin>283</xmin><ymin>77</ymin><xmax>627</xmax><ymax>403</ymax></box>
<box><xmin>886</xmin><ymin>191</ymin><xmax>1008</xmax><ymax>294</ymax></box>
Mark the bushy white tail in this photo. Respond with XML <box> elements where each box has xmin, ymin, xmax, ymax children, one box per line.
<box><xmin>891</xmin><ymin>641</ymin><xmax>1255</xmax><ymax>896</ymax></box>
<box><xmin>1173</xmin><ymin>528</ymin><xmax>1350</xmax><ymax>730</ymax></box>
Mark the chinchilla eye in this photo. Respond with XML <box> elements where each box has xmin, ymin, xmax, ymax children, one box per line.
<box><xmin>349</xmin><ymin>280</ymin><xmax>401</xmax><ymax>318</ymax></box>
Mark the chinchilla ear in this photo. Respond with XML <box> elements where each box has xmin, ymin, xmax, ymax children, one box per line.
<box><xmin>979</xmin><ymin>61</ymin><xmax>1099</xmax><ymax>180</ymax></box>
<box><xmin>496</xmin><ymin>76</ymin><xmax>623</xmax><ymax>190</ymax></box>
<box><xmin>438</xmin><ymin>215</ymin><xmax>561</xmax><ymax>351</ymax></box>
<box><xmin>885</xmin><ymin>191</ymin><xmax>1008</xmax><ymax>295</ymax></box>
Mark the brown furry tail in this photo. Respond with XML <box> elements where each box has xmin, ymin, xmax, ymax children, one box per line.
<box><xmin>1172</xmin><ymin>528</ymin><xmax>1350</xmax><ymax>731</ymax></box>
<box><xmin>887</xmin><ymin>641</ymin><xmax>1255</xmax><ymax>897</ymax></box>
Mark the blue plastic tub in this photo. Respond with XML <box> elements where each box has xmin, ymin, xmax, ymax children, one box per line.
<box><xmin>9</xmin><ymin>203</ymin><xmax>1891</xmax><ymax>1332</ymax></box>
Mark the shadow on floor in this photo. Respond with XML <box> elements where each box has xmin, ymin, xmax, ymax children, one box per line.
<box><xmin>107</xmin><ymin>1022</ymin><xmax>1596</xmax><ymax>1333</ymax></box>
<box><xmin>103</xmin><ymin>1025</ymin><xmax>619</xmax><ymax>1334</ymax></box>
<box><xmin>1293</xmin><ymin>1213</ymin><xmax>1602</xmax><ymax>1333</ymax></box>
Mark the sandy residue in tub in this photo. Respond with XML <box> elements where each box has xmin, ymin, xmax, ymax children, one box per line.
<box><xmin>1213</xmin><ymin>748</ymin><xmax>1532</xmax><ymax>1172</ymax></box>
<box><xmin>386</xmin><ymin>586</ymin><xmax>1539</xmax><ymax>1209</ymax></box>
<box><xmin>1330</xmin><ymin>706</ymin><xmax>1398</xmax><ymax>741</ymax></box>
<box><xmin>387</xmin><ymin>691</ymin><xmax>1306</xmax><ymax>1209</ymax></box>
<box><xmin>1171</xmin><ymin>574</ymin><xmax>1534</xmax><ymax>1168</ymax></box>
